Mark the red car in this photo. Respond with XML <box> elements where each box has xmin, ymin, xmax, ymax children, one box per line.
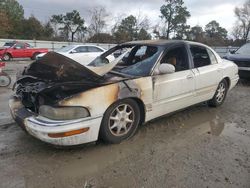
<box><xmin>0</xmin><ymin>41</ymin><xmax>48</xmax><ymax>61</ymax></box>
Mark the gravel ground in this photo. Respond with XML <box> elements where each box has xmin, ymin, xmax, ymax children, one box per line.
<box><xmin>0</xmin><ymin>60</ymin><xmax>249</xmax><ymax>188</ymax></box>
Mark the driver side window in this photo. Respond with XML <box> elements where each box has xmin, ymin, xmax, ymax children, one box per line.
<box><xmin>15</xmin><ymin>43</ymin><xmax>25</xmax><ymax>49</ymax></box>
<box><xmin>160</xmin><ymin>46</ymin><xmax>189</xmax><ymax>72</ymax></box>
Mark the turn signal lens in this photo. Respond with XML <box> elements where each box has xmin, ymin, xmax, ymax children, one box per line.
<box><xmin>48</xmin><ymin>128</ymin><xmax>90</xmax><ymax>138</ymax></box>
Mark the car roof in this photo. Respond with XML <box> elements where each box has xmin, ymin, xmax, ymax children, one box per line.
<box><xmin>71</xmin><ymin>44</ymin><xmax>104</xmax><ymax>48</ymax></box>
<box><xmin>122</xmin><ymin>40</ymin><xmax>208</xmax><ymax>48</ymax></box>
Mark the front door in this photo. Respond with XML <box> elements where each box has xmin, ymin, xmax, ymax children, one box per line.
<box><xmin>11</xmin><ymin>43</ymin><xmax>26</xmax><ymax>58</ymax></box>
<box><xmin>152</xmin><ymin>45</ymin><xmax>196</xmax><ymax>118</ymax></box>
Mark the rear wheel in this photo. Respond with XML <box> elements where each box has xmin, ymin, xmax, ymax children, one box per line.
<box><xmin>0</xmin><ymin>72</ymin><xmax>11</xmax><ymax>87</ymax></box>
<box><xmin>208</xmin><ymin>79</ymin><xmax>228</xmax><ymax>107</ymax></box>
<box><xmin>100</xmin><ymin>99</ymin><xmax>140</xmax><ymax>144</ymax></box>
<box><xmin>2</xmin><ymin>53</ymin><xmax>11</xmax><ymax>61</ymax></box>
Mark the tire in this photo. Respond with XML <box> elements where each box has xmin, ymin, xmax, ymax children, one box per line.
<box><xmin>2</xmin><ymin>53</ymin><xmax>11</xmax><ymax>61</ymax></box>
<box><xmin>31</xmin><ymin>53</ymin><xmax>40</xmax><ymax>60</ymax></box>
<box><xmin>208</xmin><ymin>79</ymin><xmax>228</xmax><ymax>107</ymax></box>
<box><xmin>100</xmin><ymin>99</ymin><xmax>141</xmax><ymax>144</ymax></box>
<box><xmin>0</xmin><ymin>72</ymin><xmax>11</xmax><ymax>87</ymax></box>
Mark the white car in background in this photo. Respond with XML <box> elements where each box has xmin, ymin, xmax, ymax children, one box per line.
<box><xmin>36</xmin><ymin>45</ymin><xmax>107</xmax><ymax>65</ymax></box>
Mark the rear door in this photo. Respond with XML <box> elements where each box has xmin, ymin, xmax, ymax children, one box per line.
<box><xmin>188</xmin><ymin>45</ymin><xmax>223</xmax><ymax>102</ymax></box>
<box><xmin>152</xmin><ymin>44</ymin><xmax>196</xmax><ymax>117</ymax></box>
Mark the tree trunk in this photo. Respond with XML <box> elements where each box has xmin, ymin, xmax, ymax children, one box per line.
<box><xmin>71</xmin><ymin>32</ymin><xmax>74</xmax><ymax>42</ymax></box>
<box><xmin>244</xmin><ymin>26</ymin><xmax>250</xmax><ymax>42</ymax></box>
<box><xmin>166</xmin><ymin>27</ymin><xmax>170</xmax><ymax>39</ymax></box>
<box><xmin>166</xmin><ymin>8</ymin><xmax>173</xmax><ymax>40</ymax></box>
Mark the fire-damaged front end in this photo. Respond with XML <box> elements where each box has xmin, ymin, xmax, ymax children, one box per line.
<box><xmin>9</xmin><ymin>52</ymin><xmax>118</xmax><ymax>146</ymax></box>
<box><xmin>9</xmin><ymin>50</ymin><xmax>152</xmax><ymax>146</ymax></box>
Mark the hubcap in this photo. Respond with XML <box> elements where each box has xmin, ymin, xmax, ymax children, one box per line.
<box><xmin>108</xmin><ymin>104</ymin><xmax>135</xmax><ymax>136</ymax></box>
<box><xmin>216</xmin><ymin>83</ymin><xmax>226</xmax><ymax>103</ymax></box>
<box><xmin>3</xmin><ymin>55</ymin><xmax>9</xmax><ymax>61</ymax></box>
<box><xmin>0</xmin><ymin>75</ymin><xmax>10</xmax><ymax>87</ymax></box>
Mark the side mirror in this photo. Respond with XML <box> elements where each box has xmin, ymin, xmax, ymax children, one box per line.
<box><xmin>229</xmin><ymin>49</ymin><xmax>235</xmax><ymax>54</ymax></box>
<box><xmin>158</xmin><ymin>64</ymin><xmax>175</xmax><ymax>74</ymax></box>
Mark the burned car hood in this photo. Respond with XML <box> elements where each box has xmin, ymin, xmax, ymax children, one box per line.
<box><xmin>24</xmin><ymin>52</ymin><xmax>102</xmax><ymax>82</ymax></box>
<box><xmin>15</xmin><ymin>52</ymin><xmax>129</xmax><ymax>112</ymax></box>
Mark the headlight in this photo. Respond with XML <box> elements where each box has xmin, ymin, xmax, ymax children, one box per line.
<box><xmin>39</xmin><ymin>105</ymin><xmax>90</xmax><ymax>120</ymax></box>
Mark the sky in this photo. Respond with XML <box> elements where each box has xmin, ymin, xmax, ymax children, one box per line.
<box><xmin>17</xmin><ymin>0</ymin><xmax>245</xmax><ymax>34</ymax></box>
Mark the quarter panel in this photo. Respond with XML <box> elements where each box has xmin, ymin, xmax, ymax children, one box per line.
<box><xmin>59</xmin><ymin>77</ymin><xmax>153</xmax><ymax>118</ymax></box>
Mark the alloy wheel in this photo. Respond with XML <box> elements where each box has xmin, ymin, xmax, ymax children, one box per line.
<box><xmin>108</xmin><ymin>104</ymin><xmax>135</xmax><ymax>137</ymax></box>
<box><xmin>216</xmin><ymin>82</ymin><xmax>226</xmax><ymax>103</ymax></box>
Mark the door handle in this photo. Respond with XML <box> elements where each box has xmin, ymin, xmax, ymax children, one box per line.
<box><xmin>187</xmin><ymin>74</ymin><xmax>194</xmax><ymax>79</ymax></box>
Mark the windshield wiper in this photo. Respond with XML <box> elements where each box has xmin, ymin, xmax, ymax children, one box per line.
<box><xmin>110</xmin><ymin>71</ymin><xmax>137</xmax><ymax>78</ymax></box>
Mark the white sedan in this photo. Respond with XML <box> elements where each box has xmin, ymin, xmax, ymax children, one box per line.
<box><xmin>36</xmin><ymin>45</ymin><xmax>106</xmax><ymax>65</ymax></box>
<box><xmin>10</xmin><ymin>40</ymin><xmax>239</xmax><ymax>146</ymax></box>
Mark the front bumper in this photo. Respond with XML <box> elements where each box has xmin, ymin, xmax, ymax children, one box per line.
<box><xmin>238</xmin><ymin>67</ymin><xmax>250</xmax><ymax>79</ymax></box>
<box><xmin>9</xmin><ymin>97</ymin><xmax>103</xmax><ymax>146</ymax></box>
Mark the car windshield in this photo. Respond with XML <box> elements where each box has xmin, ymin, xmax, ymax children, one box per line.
<box><xmin>57</xmin><ymin>45</ymin><xmax>75</xmax><ymax>53</ymax></box>
<box><xmin>3</xmin><ymin>42</ymin><xmax>15</xmax><ymax>48</ymax></box>
<box><xmin>235</xmin><ymin>43</ymin><xmax>250</xmax><ymax>55</ymax></box>
<box><xmin>88</xmin><ymin>45</ymin><xmax>161</xmax><ymax>77</ymax></box>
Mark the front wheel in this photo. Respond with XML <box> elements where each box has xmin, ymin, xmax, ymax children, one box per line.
<box><xmin>208</xmin><ymin>79</ymin><xmax>228</xmax><ymax>107</ymax></box>
<box><xmin>2</xmin><ymin>53</ymin><xmax>11</xmax><ymax>61</ymax></box>
<box><xmin>100</xmin><ymin>99</ymin><xmax>141</xmax><ymax>144</ymax></box>
<box><xmin>0</xmin><ymin>72</ymin><xmax>11</xmax><ymax>87</ymax></box>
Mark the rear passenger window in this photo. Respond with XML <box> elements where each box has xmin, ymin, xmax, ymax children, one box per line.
<box><xmin>190</xmin><ymin>46</ymin><xmax>211</xmax><ymax>68</ymax></box>
<box><xmin>88</xmin><ymin>46</ymin><xmax>103</xmax><ymax>52</ymax></box>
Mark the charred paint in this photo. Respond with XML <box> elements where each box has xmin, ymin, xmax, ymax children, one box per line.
<box><xmin>60</xmin><ymin>84</ymin><xmax>119</xmax><ymax>116</ymax></box>
<box><xmin>118</xmin><ymin>80</ymin><xmax>141</xmax><ymax>99</ymax></box>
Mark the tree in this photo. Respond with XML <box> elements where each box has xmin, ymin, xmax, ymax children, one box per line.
<box><xmin>205</xmin><ymin>20</ymin><xmax>228</xmax><ymax>39</ymax></box>
<box><xmin>137</xmin><ymin>28</ymin><xmax>151</xmax><ymax>40</ymax></box>
<box><xmin>0</xmin><ymin>0</ymin><xmax>24</xmax><ymax>37</ymax></box>
<box><xmin>50</xmin><ymin>14</ymin><xmax>64</xmax><ymax>38</ymax></box>
<box><xmin>87</xmin><ymin>33</ymin><xmax>114</xmax><ymax>43</ymax></box>
<box><xmin>51</xmin><ymin>10</ymin><xmax>87</xmax><ymax>42</ymax></box>
<box><xmin>159</xmin><ymin>0</ymin><xmax>190</xmax><ymax>39</ymax></box>
<box><xmin>64</xmin><ymin>10</ymin><xmax>86</xmax><ymax>42</ymax></box>
<box><xmin>232</xmin><ymin>24</ymin><xmax>244</xmax><ymax>40</ymax></box>
<box><xmin>188</xmin><ymin>25</ymin><xmax>204</xmax><ymax>41</ymax></box>
<box><xmin>0</xmin><ymin>10</ymin><xmax>12</xmax><ymax>38</ymax></box>
<box><xmin>43</xmin><ymin>22</ymin><xmax>54</xmax><ymax>40</ymax></box>
<box><xmin>88</xmin><ymin>6</ymin><xmax>109</xmax><ymax>36</ymax></box>
<box><xmin>174</xmin><ymin>23</ymin><xmax>190</xmax><ymax>39</ymax></box>
<box><xmin>0</xmin><ymin>0</ymin><xmax>24</xmax><ymax>23</ymax></box>
<box><xmin>113</xmin><ymin>15</ymin><xmax>151</xmax><ymax>42</ymax></box>
<box><xmin>21</xmin><ymin>15</ymin><xmax>44</xmax><ymax>39</ymax></box>
<box><xmin>234</xmin><ymin>0</ymin><xmax>250</xmax><ymax>42</ymax></box>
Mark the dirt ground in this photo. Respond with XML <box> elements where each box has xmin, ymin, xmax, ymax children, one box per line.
<box><xmin>0</xmin><ymin>61</ymin><xmax>250</xmax><ymax>188</ymax></box>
